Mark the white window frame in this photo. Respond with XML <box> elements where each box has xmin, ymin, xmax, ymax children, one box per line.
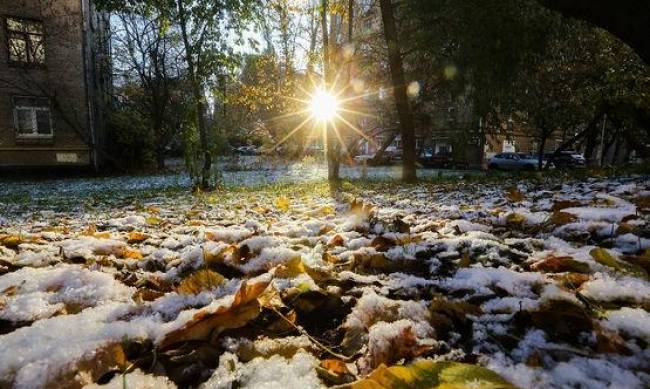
<box><xmin>12</xmin><ymin>96</ymin><xmax>54</xmax><ymax>139</ymax></box>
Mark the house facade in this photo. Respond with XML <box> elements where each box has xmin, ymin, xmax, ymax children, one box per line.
<box><xmin>0</xmin><ymin>0</ymin><xmax>110</xmax><ymax>169</ymax></box>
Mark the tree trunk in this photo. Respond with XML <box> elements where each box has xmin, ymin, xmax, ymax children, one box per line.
<box><xmin>177</xmin><ymin>0</ymin><xmax>212</xmax><ymax>189</ymax></box>
<box><xmin>321</xmin><ymin>0</ymin><xmax>340</xmax><ymax>183</ymax></box>
<box><xmin>537</xmin><ymin>134</ymin><xmax>547</xmax><ymax>170</ymax></box>
<box><xmin>378</xmin><ymin>0</ymin><xmax>417</xmax><ymax>182</ymax></box>
<box><xmin>156</xmin><ymin>144</ymin><xmax>166</xmax><ymax>170</ymax></box>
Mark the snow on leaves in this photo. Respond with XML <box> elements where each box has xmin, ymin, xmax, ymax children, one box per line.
<box><xmin>0</xmin><ymin>177</ymin><xmax>649</xmax><ymax>388</ymax></box>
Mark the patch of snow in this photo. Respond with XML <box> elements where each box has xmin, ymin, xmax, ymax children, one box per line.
<box><xmin>603</xmin><ymin>308</ymin><xmax>650</xmax><ymax>341</ymax></box>
<box><xmin>200</xmin><ymin>351</ymin><xmax>324</xmax><ymax>389</ymax></box>
<box><xmin>83</xmin><ymin>369</ymin><xmax>177</xmax><ymax>389</ymax></box>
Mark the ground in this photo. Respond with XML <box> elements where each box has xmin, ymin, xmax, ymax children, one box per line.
<box><xmin>0</xmin><ymin>171</ymin><xmax>649</xmax><ymax>388</ymax></box>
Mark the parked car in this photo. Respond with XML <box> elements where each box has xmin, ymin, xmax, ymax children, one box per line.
<box><xmin>488</xmin><ymin>152</ymin><xmax>540</xmax><ymax>170</ymax></box>
<box><xmin>233</xmin><ymin>146</ymin><xmax>260</xmax><ymax>156</ymax></box>
<box><xmin>418</xmin><ymin>148</ymin><xmax>454</xmax><ymax>168</ymax></box>
<box><xmin>544</xmin><ymin>151</ymin><xmax>586</xmax><ymax>168</ymax></box>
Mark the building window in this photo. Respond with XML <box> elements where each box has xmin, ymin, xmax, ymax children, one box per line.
<box><xmin>13</xmin><ymin>97</ymin><xmax>53</xmax><ymax>138</ymax></box>
<box><xmin>6</xmin><ymin>17</ymin><xmax>45</xmax><ymax>65</ymax></box>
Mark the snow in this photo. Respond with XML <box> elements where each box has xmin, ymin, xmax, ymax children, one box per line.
<box><xmin>0</xmin><ymin>265</ymin><xmax>135</xmax><ymax>322</ymax></box>
<box><xmin>579</xmin><ymin>273</ymin><xmax>650</xmax><ymax>303</ymax></box>
<box><xmin>563</xmin><ymin>205</ymin><xmax>636</xmax><ymax>223</ymax></box>
<box><xmin>83</xmin><ymin>369</ymin><xmax>177</xmax><ymax>389</ymax></box>
<box><xmin>440</xmin><ymin>266</ymin><xmax>545</xmax><ymax>297</ymax></box>
<box><xmin>603</xmin><ymin>308</ymin><xmax>650</xmax><ymax>341</ymax></box>
<box><xmin>59</xmin><ymin>237</ymin><xmax>126</xmax><ymax>260</ymax></box>
<box><xmin>200</xmin><ymin>351</ymin><xmax>324</xmax><ymax>389</ymax></box>
<box><xmin>1</xmin><ymin>175</ymin><xmax>649</xmax><ymax>388</ymax></box>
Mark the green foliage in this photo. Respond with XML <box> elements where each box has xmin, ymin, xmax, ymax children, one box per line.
<box><xmin>106</xmin><ymin>108</ymin><xmax>155</xmax><ymax>169</ymax></box>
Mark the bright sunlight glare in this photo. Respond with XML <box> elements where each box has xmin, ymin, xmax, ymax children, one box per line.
<box><xmin>309</xmin><ymin>88</ymin><xmax>340</xmax><ymax>122</ymax></box>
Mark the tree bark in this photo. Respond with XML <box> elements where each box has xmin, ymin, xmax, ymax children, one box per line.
<box><xmin>177</xmin><ymin>0</ymin><xmax>212</xmax><ymax>189</ymax></box>
<box><xmin>321</xmin><ymin>0</ymin><xmax>340</xmax><ymax>183</ymax></box>
<box><xmin>378</xmin><ymin>0</ymin><xmax>417</xmax><ymax>182</ymax></box>
<box><xmin>537</xmin><ymin>134</ymin><xmax>547</xmax><ymax>170</ymax></box>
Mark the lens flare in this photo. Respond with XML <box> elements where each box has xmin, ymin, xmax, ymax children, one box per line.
<box><xmin>309</xmin><ymin>88</ymin><xmax>339</xmax><ymax>122</ymax></box>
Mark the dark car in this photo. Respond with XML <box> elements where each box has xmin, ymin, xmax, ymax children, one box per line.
<box><xmin>545</xmin><ymin>151</ymin><xmax>586</xmax><ymax>168</ymax></box>
<box><xmin>418</xmin><ymin>148</ymin><xmax>454</xmax><ymax>168</ymax></box>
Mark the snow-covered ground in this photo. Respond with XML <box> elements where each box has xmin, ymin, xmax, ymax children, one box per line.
<box><xmin>0</xmin><ymin>162</ymin><xmax>476</xmax><ymax>214</ymax></box>
<box><xmin>0</xmin><ymin>176</ymin><xmax>649</xmax><ymax>388</ymax></box>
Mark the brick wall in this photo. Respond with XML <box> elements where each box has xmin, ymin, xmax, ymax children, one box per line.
<box><xmin>0</xmin><ymin>0</ymin><xmax>93</xmax><ymax>167</ymax></box>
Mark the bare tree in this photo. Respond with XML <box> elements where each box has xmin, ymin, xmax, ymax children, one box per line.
<box><xmin>112</xmin><ymin>11</ymin><xmax>183</xmax><ymax>169</ymax></box>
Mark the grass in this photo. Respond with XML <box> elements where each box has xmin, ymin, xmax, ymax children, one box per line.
<box><xmin>1</xmin><ymin>165</ymin><xmax>647</xmax><ymax>216</ymax></box>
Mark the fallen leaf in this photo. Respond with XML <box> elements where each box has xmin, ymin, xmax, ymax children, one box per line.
<box><xmin>590</xmin><ymin>247</ymin><xmax>646</xmax><ymax>276</ymax></box>
<box><xmin>128</xmin><ymin>231</ymin><xmax>148</xmax><ymax>243</ymax></box>
<box><xmin>177</xmin><ymin>269</ymin><xmax>226</xmax><ymax>295</ymax></box>
<box><xmin>505</xmin><ymin>213</ymin><xmax>526</xmax><ymax>226</ymax></box>
<box><xmin>145</xmin><ymin>216</ymin><xmax>162</xmax><ymax>226</ymax></box>
<box><xmin>122</xmin><ymin>247</ymin><xmax>144</xmax><ymax>260</ymax></box>
<box><xmin>274</xmin><ymin>257</ymin><xmax>306</xmax><ymax>278</ymax></box>
<box><xmin>275</xmin><ymin>196</ymin><xmax>291</xmax><ymax>212</ymax></box>
<box><xmin>328</xmin><ymin>234</ymin><xmax>346</xmax><ymax>248</ymax></box>
<box><xmin>351</xmin><ymin>360</ymin><xmax>517</xmax><ymax>389</ymax></box>
<box><xmin>321</xmin><ymin>359</ymin><xmax>351</xmax><ymax>375</ymax></box>
<box><xmin>547</xmin><ymin>211</ymin><xmax>577</xmax><ymax>226</ymax></box>
<box><xmin>551</xmin><ymin>200</ymin><xmax>582</xmax><ymax>211</ymax></box>
<box><xmin>161</xmin><ymin>277</ymin><xmax>271</xmax><ymax>348</ymax></box>
<box><xmin>531</xmin><ymin>255</ymin><xmax>591</xmax><ymax>274</ymax></box>
<box><xmin>506</xmin><ymin>187</ymin><xmax>525</xmax><ymax>203</ymax></box>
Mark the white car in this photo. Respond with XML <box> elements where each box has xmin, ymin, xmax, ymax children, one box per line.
<box><xmin>488</xmin><ymin>153</ymin><xmax>541</xmax><ymax>170</ymax></box>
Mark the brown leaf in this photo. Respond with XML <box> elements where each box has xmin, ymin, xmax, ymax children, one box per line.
<box><xmin>506</xmin><ymin>187</ymin><xmax>525</xmax><ymax>203</ymax></box>
<box><xmin>328</xmin><ymin>234</ymin><xmax>345</xmax><ymax>248</ymax></box>
<box><xmin>595</xmin><ymin>324</ymin><xmax>631</xmax><ymax>355</ymax></box>
<box><xmin>528</xmin><ymin>299</ymin><xmax>593</xmax><ymax>342</ymax></box>
<box><xmin>320</xmin><ymin>359</ymin><xmax>350</xmax><ymax>375</ymax></box>
<box><xmin>177</xmin><ymin>269</ymin><xmax>226</xmax><ymax>295</ymax></box>
<box><xmin>547</xmin><ymin>211</ymin><xmax>577</xmax><ymax>226</ymax></box>
<box><xmin>371</xmin><ymin>235</ymin><xmax>396</xmax><ymax>252</ymax></box>
<box><xmin>531</xmin><ymin>255</ymin><xmax>591</xmax><ymax>274</ymax></box>
<box><xmin>160</xmin><ymin>277</ymin><xmax>269</xmax><ymax>350</ymax></box>
<box><xmin>551</xmin><ymin>200</ymin><xmax>582</xmax><ymax>211</ymax></box>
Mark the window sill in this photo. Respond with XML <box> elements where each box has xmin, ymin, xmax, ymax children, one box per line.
<box><xmin>15</xmin><ymin>136</ymin><xmax>54</xmax><ymax>145</ymax></box>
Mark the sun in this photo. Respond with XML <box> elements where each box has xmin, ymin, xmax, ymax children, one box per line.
<box><xmin>309</xmin><ymin>88</ymin><xmax>340</xmax><ymax>122</ymax></box>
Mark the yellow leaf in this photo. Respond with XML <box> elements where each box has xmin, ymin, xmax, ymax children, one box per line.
<box><xmin>505</xmin><ymin>213</ymin><xmax>526</xmax><ymax>226</ymax></box>
<box><xmin>591</xmin><ymin>247</ymin><xmax>647</xmax><ymax>276</ymax></box>
<box><xmin>122</xmin><ymin>247</ymin><xmax>143</xmax><ymax>260</ymax></box>
<box><xmin>145</xmin><ymin>216</ymin><xmax>162</xmax><ymax>225</ymax></box>
<box><xmin>127</xmin><ymin>231</ymin><xmax>148</xmax><ymax>243</ymax></box>
<box><xmin>177</xmin><ymin>269</ymin><xmax>227</xmax><ymax>295</ymax></box>
<box><xmin>275</xmin><ymin>196</ymin><xmax>291</xmax><ymax>212</ymax></box>
<box><xmin>93</xmin><ymin>232</ymin><xmax>112</xmax><ymax>239</ymax></box>
<box><xmin>318</xmin><ymin>205</ymin><xmax>335</xmax><ymax>216</ymax></box>
<box><xmin>0</xmin><ymin>235</ymin><xmax>22</xmax><ymax>249</ymax></box>
<box><xmin>275</xmin><ymin>257</ymin><xmax>306</xmax><ymax>278</ymax></box>
<box><xmin>351</xmin><ymin>360</ymin><xmax>518</xmax><ymax>389</ymax></box>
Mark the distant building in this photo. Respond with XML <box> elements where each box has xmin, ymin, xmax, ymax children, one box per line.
<box><xmin>0</xmin><ymin>0</ymin><xmax>111</xmax><ymax>169</ymax></box>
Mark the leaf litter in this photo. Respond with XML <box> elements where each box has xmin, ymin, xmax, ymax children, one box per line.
<box><xmin>0</xmin><ymin>177</ymin><xmax>649</xmax><ymax>388</ymax></box>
